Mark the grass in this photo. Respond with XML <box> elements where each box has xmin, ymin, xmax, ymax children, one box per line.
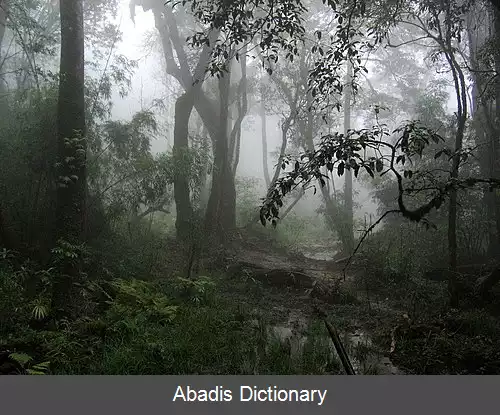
<box><xmin>0</xmin><ymin>262</ymin><xmax>343</xmax><ymax>375</ymax></box>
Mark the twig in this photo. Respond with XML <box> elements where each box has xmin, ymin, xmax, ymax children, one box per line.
<box><xmin>342</xmin><ymin>210</ymin><xmax>399</xmax><ymax>281</ymax></box>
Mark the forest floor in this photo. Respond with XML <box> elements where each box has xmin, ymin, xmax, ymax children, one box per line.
<box><xmin>3</xmin><ymin>229</ymin><xmax>500</xmax><ymax>374</ymax></box>
<box><xmin>220</xmin><ymin>238</ymin><xmax>403</xmax><ymax>374</ymax></box>
<box><xmin>219</xmin><ymin>232</ymin><xmax>500</xmax><ymax>375</ymax></box>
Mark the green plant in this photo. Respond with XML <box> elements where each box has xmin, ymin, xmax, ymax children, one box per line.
<box><xmin>9</xmin><ymin>352</ymin><xmax>50</xmax><ymax>375</ymax></box>
<box><xmin>173</xmin><ymin>276</ymin><xmax>216</xmax><ymax>305</ymax></box>
<box><xmin>51</xmin><ymin>239</ymin><xmax>89</xmax><ymax>265</ymax></box>
<box><xmin>31</xmin><ymin>298</ymin><xmax>50</xmax><ymax>321</ymax></box>
<box><xmin>107</xmin><ymin>279</ymin><xmax>178</xmax><ymax>326</ymax></box>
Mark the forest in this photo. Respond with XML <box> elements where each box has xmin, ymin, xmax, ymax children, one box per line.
<box><xmin>0</xmin><ymin>0</ymin><xmax>500</xmax><ymax>375</ymax></box>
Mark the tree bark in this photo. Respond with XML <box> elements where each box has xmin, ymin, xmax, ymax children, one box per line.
<box><xmin>204</xmin><ymin>67</ymin><xmax>236</xmax><ymax>245</ymax></box>
<box><xmin>493</xmin><ymin>5</ymin><xmax>500</xmax><ymax>254</ymax></box>
<box><xmin>52</xmin><ymin>0</ymin><xmax>86</xmax><ymax>317</ymax></box>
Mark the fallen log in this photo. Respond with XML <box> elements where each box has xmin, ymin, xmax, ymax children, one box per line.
<box><xmin>323</xmin><ymin>319</ymin><xmax>356</xmax><ymax>375</ymax></box>
<box><xmin>226</xmin><ymin>261</ymin><xmax>314</xmax><ymax>289</ymax></box>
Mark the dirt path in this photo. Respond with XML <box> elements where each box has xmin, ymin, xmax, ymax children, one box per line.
<box><xmin>228</xmin><ymin>243</ymin><xmax>403</xmax><ymax>374</ymax></box>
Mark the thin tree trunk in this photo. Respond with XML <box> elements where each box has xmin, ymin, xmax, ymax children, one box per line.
<box><xmin>0</xmin><ymin>0</ymin><xmax>7</xmax><ymax>64</ymax></box>
<box><xmin>243</xmin><ymin>103</ymin><xmax>292</xmax><ymax>229</ymax></box>
<box><xmin>280</xmin><ymin>189</ymin><xmax>305</xmax><ymax>220</ymax></box>
<box><xmin>446</xmin><ymin>50</ymin><xmax>468</xmax><ymax>307</ymax></box>
<box><xmin>260</xmin><ymin>81</ymin><xmax>271</xmax><ymax>187</ymax></box>
<box><xmin>230</xmin><ymin>45</ymin><xmax>248</xmax><ymax>175</ymax></box>
<box><xmin>343</xmin><ymin>61</ymin><xmax>354</xmax><ymax>253</ymax></box>
<box><xmin>0</xmin><ymin>0</ymin><xmax>8</xmax><ymax>96</ymax></box>
<box><xmin>52</xmin><ymin>0</ymin><xmax>86</xmax><ymax>318</ymax></box>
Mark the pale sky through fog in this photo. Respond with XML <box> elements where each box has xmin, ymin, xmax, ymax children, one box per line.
<box><xmin>110</xmin><ymin>0</ymin><xmax>287</xmax><ymax>181</ymax></box>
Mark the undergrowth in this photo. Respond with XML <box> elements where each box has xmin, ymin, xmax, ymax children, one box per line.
<box><xmin>0</xmin><ymin>248</ymin><xmax>341</xmax><ymax>375</ymax></box>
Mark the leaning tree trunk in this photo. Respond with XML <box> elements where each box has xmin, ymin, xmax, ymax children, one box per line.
<box><xmin>52</xmin><ymin>0</ymin><xmax>86</xmax><ymax>318</ymax></box>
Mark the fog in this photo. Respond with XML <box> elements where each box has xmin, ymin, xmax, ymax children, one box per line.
<box><xmin>1</xmin><ymin>0</ymin><xmax>499</xmax><ymax>376</ymax></box>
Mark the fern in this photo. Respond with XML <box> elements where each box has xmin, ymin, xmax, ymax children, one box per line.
<box><xmin>9</xmin><ymin>352</ymin><xmax>32</xmax><ymax>366</ymax></box>
<box><xmin>26</xmin><ymin>361</ymin><xmax>50</xmax><ymax>375</ymax></box>
<box><xmin>9</xmin><ymin>353</ymin><xmax>50</xmax><ymax>375</ymax></box>
<box><xmin>31</xmin><ymin>299</ymin><xmax>49</xmax><ymax>320</ymax></box>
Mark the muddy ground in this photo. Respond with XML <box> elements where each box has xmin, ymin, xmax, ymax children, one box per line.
<box><xmin>221</xmin><ymin>240</ymin><xmax>404</xmax><ymax>374</ymax></box>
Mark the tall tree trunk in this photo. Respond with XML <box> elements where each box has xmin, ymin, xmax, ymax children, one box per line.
<box><xmin>204</xmin><ymin>67</ymin><xmax>236</xmax><ymax>245</ymax></box>
<box><xmin>467</xmin><ymin>5</ymin><xmax>498</xmax><ymax>258</ymax></box>
<box><xmin>446</xmin><ymin>51</ymin><xmax>468</xmax><ymax>307</ymax></box>
<box><xmin>343</xmin><ymin>61</ymin><xmax>354</xmax><ymax>253</ymax></box>
<box><xmin>260</xmin><ymin>81</ymin><xmax>271</xmax><ymax>187</ymax></box>
<box><xmin>244</xmin><ymin>96</ymin><xmax>292</xmax><ymax>229</ymax></box>
<box><xmin>301</xmin><ymin>86</ymin><xmax>351</xmax><ymax>252</ymax></box>
<box><xmin>493</xmin><ymin>5</ymin><xmax>500</xmax><ymax>254</ymax></box>
<box><xmin>173</xmin><ymin>91</ymin><xmax>195</xmax><ymax>241</ymax></box>
<box><xmin>52</xmin><ymin>0</ymin><xmax>86</xmax><ymax>318</ymax></box>
<box><xmin>0</xmin><ymin>0</ymin><xmax>8</xmax><ymax>96</ymax></box>
<box><xmin>152</xmin><ymin>6</ymin><xmax>219</xmax><ymax>241</ymax></box>
<box><xmin>229</xmin><ymin>46</ymin><xmax>248</xmax><ymax>175</ymax></box>
<box><xmin>0</xmin><ymin>0</ymin><xmax>7</xmax><ymax>61</ymax></box>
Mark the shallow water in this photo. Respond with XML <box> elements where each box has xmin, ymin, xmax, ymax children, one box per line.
<box><xmin>269</xmin><ymin>322</ymin><xmax>401</xmax><ymax>375</ymax></box>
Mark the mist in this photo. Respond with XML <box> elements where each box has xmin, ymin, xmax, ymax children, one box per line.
<box><xmin>1</xmin><ymin>0</ymin><xmax>499</xmax><ymax>375</ymax></box>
